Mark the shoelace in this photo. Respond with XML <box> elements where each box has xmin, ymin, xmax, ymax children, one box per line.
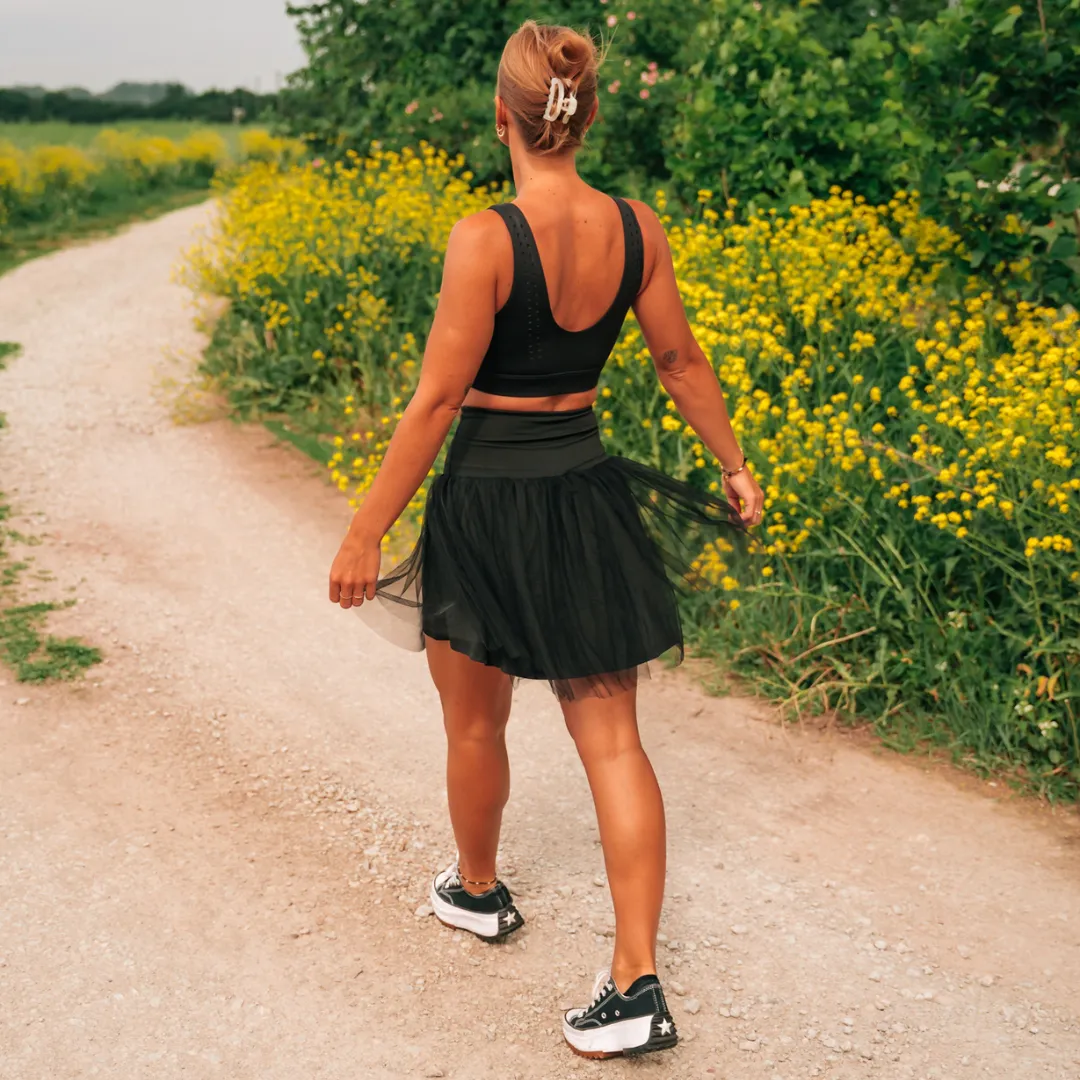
<box><xmin>567</xmin><ymin>969</ymin><xmax>615</xmax><ymax>1021</ymax></box>
<box><xmin>434</xmin><ymin>861</ymin><xmax>461</xmax><ymax>890</ymax></box>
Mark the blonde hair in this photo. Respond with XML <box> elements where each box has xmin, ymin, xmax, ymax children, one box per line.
<box><xmin>497</xmin><ymin>20</ymin><xmax>603</xmax><ymax>156</ymax></box>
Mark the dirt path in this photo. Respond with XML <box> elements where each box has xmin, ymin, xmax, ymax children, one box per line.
<box><xmin>0</xmin><ymin>206</ymin><xmax>1078</xmax><ymax>1080</ymax></box>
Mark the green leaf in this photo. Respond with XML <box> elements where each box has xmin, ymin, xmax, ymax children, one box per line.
<box><xmin>1055</xmin><ymin>182</ymin><xmax>1080</xmax><ymax>214</ymax></box>
<box><xmin>1048</xmin><ymin>234</ymin><xmax>1079</xmax><ymax>261</ymax></box>
<box><xmin>991</xmin><ymin>11</ymin><xmax>1021</xmax><ymax>36</ymax></box>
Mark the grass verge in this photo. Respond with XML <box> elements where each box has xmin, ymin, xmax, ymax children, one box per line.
<box><xmin>0</xmin><ymin>342</ymin><xmax>103</xmax><ymax>682</ymax></box>
<box><xmin>0</xmin><ymin>499</ymin><xmax>102</xmax><ymax>683</ymax></box>
<box><xmin>0</xmin><ymin>187</ymin><xmax>211</xmax><ymax>278</ymax></box>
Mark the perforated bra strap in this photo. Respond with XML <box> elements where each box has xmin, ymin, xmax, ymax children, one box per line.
<box><xmin>487</xmin><ymin>202</ymin><xmax>546</xmax><ymax>299</ymax></box>
<box><xmin>487</xmin><ymin>202</ymin><xmax>548</xmax><ymax>358</ymax></box>
<box><xmin>612</xmin><ymin>196</ymin><xmax>645</xmax><ymax>308</ymax></box>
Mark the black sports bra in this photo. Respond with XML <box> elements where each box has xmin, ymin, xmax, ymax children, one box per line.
<box><xmin>470</xmin><ymin>195</ymin><xmax>645</xmax><ymax>397</ymax></box>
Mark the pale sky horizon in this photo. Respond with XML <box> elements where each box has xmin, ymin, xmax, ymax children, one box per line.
<box><xmin>0</xmin><ymin>0</ymin><xmax>308</xmax><ymax>94</ymax></box>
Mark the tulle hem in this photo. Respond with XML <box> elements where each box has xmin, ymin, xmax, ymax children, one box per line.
<box><xmin>356</xmin><ymin>449</ymin><xmax>748</xmax><ymax>701</ymax></box>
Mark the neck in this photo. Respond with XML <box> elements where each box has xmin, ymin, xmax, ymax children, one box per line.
<box><xmin>509</xmin><ymin>141</ymin><xmax>584</xmax><ymax>200</ymax></box>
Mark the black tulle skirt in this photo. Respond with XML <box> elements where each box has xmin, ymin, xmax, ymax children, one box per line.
<box><xmin>357</xmin><ymin>405</ymin><xmax>747</xmax><ymax>700</ymax></box>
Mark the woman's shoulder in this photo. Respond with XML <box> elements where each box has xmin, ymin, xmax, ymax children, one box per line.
<box><xmin>450</xmin><ymin>205</ymin><xmax>506</xmax><ymax>239</ymax></box>
<box><xmin>614</xmin><ymin>196</ymin><xmax>665</xmax><ymax>257</ymax></box>
<box><xmin>618</xmin><ymin>196</ymin><xmax>661</xmax><ymax>230</ymax></box>
<box><xmin>445</xmin><ymin>206</ymin><xmax>513</xmax><ymax>260</ymax></box>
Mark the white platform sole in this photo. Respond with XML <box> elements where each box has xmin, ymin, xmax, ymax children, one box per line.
<box><xmin>562</xmin><ymin>1013</ymin><xmax>655</xmax><ymax>1057</ymax></box>
<box><xmin>429</xmin><ymin>883</ymin><xmax>506</xmax><ymax>940</ymax></box>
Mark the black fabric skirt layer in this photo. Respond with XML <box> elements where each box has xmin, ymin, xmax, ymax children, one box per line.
<box><xmin>357</xmin><ymin>405</ymin><xmax>748</xmax><ymax>700</ymax></box>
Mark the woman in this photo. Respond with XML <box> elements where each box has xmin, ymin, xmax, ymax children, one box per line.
<box><xmin>329</xmin><ymin>19</ymin><xmax>763</xmax><ymax>1060</ymax></box>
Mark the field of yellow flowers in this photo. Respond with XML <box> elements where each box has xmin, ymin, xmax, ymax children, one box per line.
<box><xmin>187</xmin><ymin>143</ymin><xmax>1080</xmax><ymax>798</ymax></box>
<box><xmin>0</xmin><ymin>127</ymin><xmax>304</xmax><ymax>258</ymax></box>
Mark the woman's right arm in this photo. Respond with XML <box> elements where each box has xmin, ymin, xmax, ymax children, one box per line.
<box><xmin>628</xmin><ymin>199</ymin><xmax>764</xmax><ymax>526</ymax></box>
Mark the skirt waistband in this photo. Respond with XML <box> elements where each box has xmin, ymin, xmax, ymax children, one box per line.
<box><xmin>446</xmin><ymin>406</ymin><xmax>607</xmax><ymax>479</ymax></box>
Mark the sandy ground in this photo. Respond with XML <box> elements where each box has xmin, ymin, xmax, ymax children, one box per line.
<box><xmin>1</xmin><ymin>205</ymin><xmax>1079</xmax><ymax>1080</ymax></box>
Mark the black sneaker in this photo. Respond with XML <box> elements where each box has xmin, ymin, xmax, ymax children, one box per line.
<box><xmin>563</xmin><ymin>969</ymin><xmax>678</xmax><ymax>1059</ymax></box>
<box><xmin>428</xmin><ymin>860</ymin><xmax>524</xmax><ymax>943</ymax></box>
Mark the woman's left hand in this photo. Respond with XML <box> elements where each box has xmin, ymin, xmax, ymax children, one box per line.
<box><xmin>329</xmin><ymin>530</ymin><xmax>382</xmax><ymax>609</ymax></box>
<box><xmin>724</xmin><ymin>467</ymin><xmax>765</xmax><ymax>528</ymax></box>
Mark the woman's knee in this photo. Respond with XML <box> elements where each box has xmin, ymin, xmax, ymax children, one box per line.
<box><xmin>562</xmin><ymin>697</ymin><xmax>643</xmax><ymax>766</ymax></box>
<box><xmin>444</xmin><ymin>705</ymin><xmax>510</xmax><ymax>745</ymax></box>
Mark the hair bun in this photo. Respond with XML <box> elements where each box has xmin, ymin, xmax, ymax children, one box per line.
<box><xmin>497</xmin><ymin>20</ymin><xmax>602</xmax><ymax>156</ymax></box>
<box><xmin>546</xmin><ymin>30</ymin><xmax>594</xmax><ymax>84</ymax></box>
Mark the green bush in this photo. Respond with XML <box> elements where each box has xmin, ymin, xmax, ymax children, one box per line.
<box><xmin>671</xmin><ymin>0</ymin><xmax>1080</xmax><ymax>303</ymax></box>
<box><xmin>281</xmin><ymin>0</ymin><xmax>697</xmax><ymax>197</ymax></box>
<box><xmin>282</xmin><ymin>0</ymin><xmax>1080</xmax><ymax>303</ymax></box>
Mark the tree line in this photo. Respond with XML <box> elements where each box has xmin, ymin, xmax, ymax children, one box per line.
<box><xmin>0</xmin><ymin>83</ymin><xmax>278</xmax><ymax>126</ymax></box>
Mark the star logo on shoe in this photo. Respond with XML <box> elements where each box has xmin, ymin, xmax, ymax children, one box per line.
<box><xmin>501</xmin><ymin>909</ymin><xmax>517</xmax><ymax>928</ymax></box>
<box><xmin>658</xmin><ymin>1018</ymin><xmax>673</xmax><ymax>1036</ymax></box>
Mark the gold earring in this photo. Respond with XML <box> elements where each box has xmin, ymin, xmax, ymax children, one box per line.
<box><xmin>495</xmin><ymin>123</ymin><xmax>506</xmax><ymax>139</ymax></box>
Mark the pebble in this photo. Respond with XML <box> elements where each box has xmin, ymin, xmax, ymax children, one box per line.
<box><xmin>14</xmin><ymin>697</ymin><xmax>29</xmax><ymax>706</ymax></box>
<box><xmin>669</xmin><ymin>980</ymin><xmax>687</xmax><ymax>996</ymax></box>
<box><xmin>739</xmin><ymin>1039</ymin><xmax>760</xmax><ymax>1051</ymax></box>
<box><xmin>414</xmin><ymin>904</ymin><xmax>433</xmax><ymax>918</ymax></box>
<box><xmin>979</xmin><ymin>974</ymin><xmax>994</xmax><ymax>986</ymax></box>
<box><xmin>730</xmin><ymin>924</ymin><xmax>748</xmax><ymax>935</ymax></box>
<box><xmin>683</xmin><ymin>998</ymin><xmax>701</xmax><ymax>1015</ymax></box>
<box><xmin>423</xmin><ymin>1067</ymin><xmax>445</xmax><ymax>1078</ymax></box>
<box><xmin>957</xmin><ymin>944</ymin><xmax>972</xmax><ymax>959</ymax></box>
<box><xmin>592</xmin><ymin>876</ymin><xmax>605</xmax><ymax>887</ymax></box>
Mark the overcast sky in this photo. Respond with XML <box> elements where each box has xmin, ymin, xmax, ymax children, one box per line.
<box><xmin>0</xmin><ymin>0</ymin><xmax>308</xmax><ymax>93</ymax></box>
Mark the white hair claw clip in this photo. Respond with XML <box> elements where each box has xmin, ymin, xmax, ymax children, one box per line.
<box><xmin>543</xmin><ymin>76</ymin><xmax>578</xmax><ymax>124</ymax></box>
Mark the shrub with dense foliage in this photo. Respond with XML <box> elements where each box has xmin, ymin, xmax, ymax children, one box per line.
<box><xmin>281</xmin><ymin>0</ymin><xmax>1080</xmax><ymax>304</ymax></box>
<box><xmin>187</xmin><ymin>147</ymin><xmax>1080</xmax><ymax>797</ymax></box>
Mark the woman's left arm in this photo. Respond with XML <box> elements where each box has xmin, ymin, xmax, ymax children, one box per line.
<box><xmin>329</xmin><ymin>212</ymin><xmax>499</xmax><ymax>608</ymax></box>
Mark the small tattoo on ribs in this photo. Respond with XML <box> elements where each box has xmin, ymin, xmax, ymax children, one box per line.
<box><xmin>660</xmin><ymin>349</ymin><xmax>678</xmax><ymax>367</ymax></box>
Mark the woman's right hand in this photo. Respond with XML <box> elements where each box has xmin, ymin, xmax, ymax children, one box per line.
<box><xmin>329</xmin><ymin>527</ymin><xmax>383</xmax><ymax>609</ymax></box>
<box><xmin>724</xmin><ymin>467</ymin><xmax>765</xmax><ymax>528</ymax></box>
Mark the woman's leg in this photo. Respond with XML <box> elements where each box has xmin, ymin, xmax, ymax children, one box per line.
<box><xmin>425</xmin><ymin>636</ymin><xmax>514</xmax><ymax>894</ymax></box>
<box><xmin>561</xmin><ymin>682</ymin><xmax>666</xmax><ymax>992</ymax></box>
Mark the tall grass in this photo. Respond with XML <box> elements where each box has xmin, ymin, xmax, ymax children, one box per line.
<box><xmin>0</xmin><ymin>121</ymin><xmax>248</xmax><ymax>151</ymax></box>
<box><xmin>0</xmin><ymin>127</ymin><xmax>305</xmax><ymax>274</ymax></box>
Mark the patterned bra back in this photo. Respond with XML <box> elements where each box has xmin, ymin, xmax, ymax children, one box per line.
<box><xmin>470</xmin><ymin>196</ymin><xmax>645</xmax><ymax>398</ymax></box>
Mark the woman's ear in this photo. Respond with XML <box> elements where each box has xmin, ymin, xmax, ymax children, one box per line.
<box><xmin>494</xmin><ymin>94</ymin><xmax>508</xmax><ymax>130</ymax></box>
